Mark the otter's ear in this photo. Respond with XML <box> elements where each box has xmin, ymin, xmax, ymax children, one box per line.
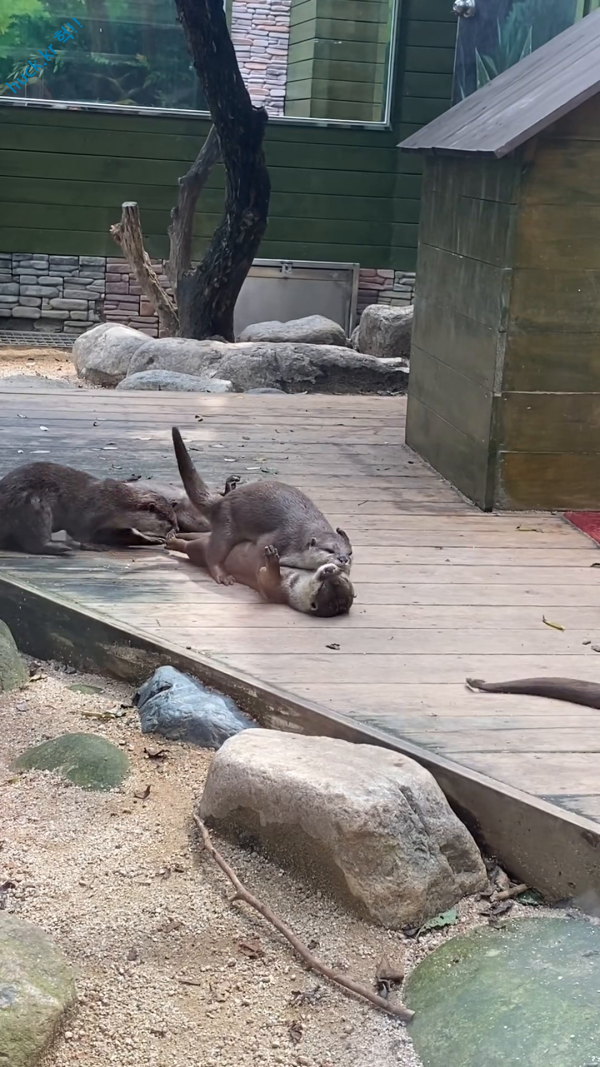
<box><xmin>336</xmin><ymin>527</ymin><xmax>351</xmax><ymax>548</ymax></box>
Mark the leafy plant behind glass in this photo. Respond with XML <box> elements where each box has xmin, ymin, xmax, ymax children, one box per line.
<box><xmin>0</xmin><ymin>0</ymin><xmax>204</xmax><ymax>109</ymax></box>
<box><xmin>475</xmin><ymin>0</ymin><xmax>579</xmax><ymax>89</ymax></box>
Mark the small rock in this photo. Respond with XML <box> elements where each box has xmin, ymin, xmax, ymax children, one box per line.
<box><xmin>116</xmin><ymin>370</ymin><xmax>234</xmax><ymax>393</ymax></box>
<box><xmin>72</xmin><ymin>323</ymin><xmax>149</xmax><ymax>386</ymax></box>
<box><xmin>133</xmin><ymin>665</ymin><xmax>257</xmax><ymax>749</ymax></box>
<box><xmin>0</xmin><ymin>913</ymin><xmax>76</xmax><ymax>1067</ymax></box>
<box><xmin>238</xmin><ymin>315</ymin><xmax>347</xmax><ymax>346</ymax></box>
<box><xmin>0</xmin><ymin>621</ymin><xmax>28</xmax><ymax>693</ymax></box>
<box><xmin>357</xmin><ymin>304</ymin><xmax>413</xmax><ymax>359</ymax></box>
<box><xmin>199</xmin><ymin>731</ymin><xmax>487</xmax><ymax>927</ymax></box>
<box><xmin>13</xmin><ymin>733</ymin><xmax>130</xmax><ymax>791</ymax></box>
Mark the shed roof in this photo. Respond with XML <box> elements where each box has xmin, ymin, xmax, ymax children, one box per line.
<box><xmin>398</xmin><ymin>8</ymin><xmax>600</xmax><ymax>158</ymax></box>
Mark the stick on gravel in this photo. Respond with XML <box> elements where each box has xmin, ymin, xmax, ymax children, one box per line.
<box><xmin>193</xmin><ymin>813</ymin><xmax>415</xmax><ymax>1022</ymax></box>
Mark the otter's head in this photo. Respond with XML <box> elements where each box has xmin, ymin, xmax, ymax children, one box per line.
<box><xmin>309</xmin><ymin>566</ymin><xmax>355</xmax><ymax>617</ymax></box>
<box><xmin>117</xmin><ymin>491</ymin><xmax>177</xmax><ymax>543</ymax></box>
<box><xmin>307</xmin><ymin>527</ymin><xmax>353</xmax><ymax>572</ymax></box>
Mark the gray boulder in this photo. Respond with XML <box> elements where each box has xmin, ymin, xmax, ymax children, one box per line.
<box><xmin>216</xmin><ymin>342</ymin><xmax>408</xmax><ymax>394</ymax></box>
<box><xmin>72</xmin><ymin>323</ymin><xmax>149</xmax><ymax>386</ymax></box>
<box><xmin>127</xmin><ymin>337</ymin><xmax>228</xmax><ymax>379</ymax></box>
<box><xmin>134</xmin><ymin>665</ymin><xmax>256</xmax><ymax>749</ymax></box>
<box><xmin>0</xmin><ymin>621</ymin><xmax>28</xmax><ymax>692</ymax></box>
<box><xmin>116</xmin><ymin>370</ymin><xmax>233</xmax><ymax>393</ymax></box>
<box><xmin>199</xmin><ymin>730</ymin><xmax>487</xmax><ymax>928</ymax></box>
<box><xmin>0</xmin><ymin>913</ymin><xmax>76</xmax><ymax>1067</ymax></box>
<box><xmin>238</xmin><ymin>315</ymin><xmax>347</xmax><ymax>346</ymax></box>
<box><xmin>357</xmin><ymin>304</ymin><xmax>413</xmax><ymax>359</ymax></box>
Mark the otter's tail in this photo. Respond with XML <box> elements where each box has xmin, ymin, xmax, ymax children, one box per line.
<box><xmin>171</xmin><ymin>427</ymin><xmax>217</xmax><ymax>516</ymax></box>
<box><xmin>466</xmin><ymin>676</ymin><xmax>600</xmax><ymax>710</ymax></box>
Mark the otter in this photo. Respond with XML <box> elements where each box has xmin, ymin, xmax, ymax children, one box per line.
<box><xmin>171</xmin><ymin>426</ymin><xmax>352</xmax><ymax>585</ymax></box>
<box><xmin>168</xmin><ymin>534</ymin><xmax>355</xmax><ymax>616</ymax></box>
<box><xmin>466</xmin><ymin>676</ymin><xmax>600</xmax><ymax>710</ymax></box>
<box><xmin>0</xmin><ymin>461</ymin><xmax>176</xmax><ymax>554</ymax></box>
<box><xmin>124</xmin><ymin>474</ymin><xmax>240</xmax><ymax>533</ymax></box>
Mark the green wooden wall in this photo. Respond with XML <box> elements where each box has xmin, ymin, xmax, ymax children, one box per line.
<box><xmin>0</xmin><ymin>0</ymin><xmax>454</xmax><ymax>269</ymax></box>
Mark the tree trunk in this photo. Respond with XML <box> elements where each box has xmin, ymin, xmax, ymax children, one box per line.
<box><xmin>110</xmin><ymin>203</ymin><xmax>179</xmax><ymax>336</ymax></box>
<box><xmin>174</xmin><ymin>0</ymin><xmax>271</xmax><ymax>341</ymax></box>
<box><xmin>167</xmin><ymin>124</ymin><xmax>222</xmax><ymax>290</ymax></box>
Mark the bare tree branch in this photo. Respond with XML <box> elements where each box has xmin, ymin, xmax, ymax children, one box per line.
<box><xmin>167</xmin><ymin>125</ymin><xmax>222</xmax><ymax>289</ymax></box>
<box><xmin>193</xmin><ymin>813</ymin><xmax>415</xmax><ymax>1022</ymax></box>
<box><xmin>110</xmin><ymin>202</ymin><xmax>179</xmax><ymax>336</ymax></box>
<box><xmin>174</xmin><ymin>0</ymin><xmax>271</xmax><ymax>341</ymax></box>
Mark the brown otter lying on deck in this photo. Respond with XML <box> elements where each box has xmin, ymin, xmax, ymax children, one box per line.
<box><xmin>466</xmin><ymin>676</ymin><xmax>600</xmax><ymax>710</ymax></box>
<box><xmin>168</xmin><ymin>533</ymin><xmax>355</xmax><ymax>617</ymax></box>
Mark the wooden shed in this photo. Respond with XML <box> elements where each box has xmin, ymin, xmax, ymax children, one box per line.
<box><xmin>399</xmin><ymin>10</ymin><xmax>600</xmax><ymax>511</ymax></box>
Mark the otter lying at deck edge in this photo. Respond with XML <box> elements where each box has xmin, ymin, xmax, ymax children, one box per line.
<box><xmin>171</xmin><ymin>426</ymin><xmax>352</xmax><ymax>585</ymax></box>
<box><xmin>466</xmin><ymin>676</ymin><xmax>600</xmax><ymax>710</ymax></box>
<box><xmin>168</xmin><ymin>534</ymin><xmax>355</xmax><ymax>616</ymax></box>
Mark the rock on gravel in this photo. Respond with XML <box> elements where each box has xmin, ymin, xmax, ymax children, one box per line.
<box><xmin>200</xmin><ymin>730</ymin><xmax>488</xmax><ymax>928</ymax></box>
<box><xmin>215</xmin><ymin>342</ymin><xmax>408</xmax><ymax>394</ymax></box>
<box><xmin>72</xmin><ymin>323</ymin><xmax>149</xmax><ymax>386</ymax></box>
<box><xmin>134</xmin><ymin>665</ymin><xmax>257</xmax><ymax>749</ymax></box>
<box><xmin>0</xmin><ymin>620</ymin><xmax>28</xmax><ymax>692</ymax></box>
<box><xmin>0</xmin><ymin>913</ymin><xmax>76</xmax><ymax>1067</ymax></box>
<box><xmin>14</xmin><ymin>732</ymin><xmax>130</xmax><ymax>791</ymax></box>
<box><xmin>116</xmin><ymin>370</ymin><xmax>234</xmax><ymax>393</ymax></box>
<box><xmin>238</xmin><ymin>314</ymin><xmax>347</xmax><ymax>346</ymax></box>
<box><xmin>127</xmin><ymin>337</ymin><xmax>228</xmax><ymax>379</ymax></box>
<box><xmin>357</xmin><ymin>304</ymin><xmax>413</xmax><ymax>359</ymax></box>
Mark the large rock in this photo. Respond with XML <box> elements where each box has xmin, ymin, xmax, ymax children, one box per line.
<box><xmin>72</xmin><ymin>323</ymin><xmax>149</xmax><ymax>386</ymax></box>
<box><xmin>199</xmin><ymin>731</ymin><xmax>487</xmax><ymax>927</ymax></box>
<box><xmin>238</xmin><ymin>315</ymin><xmax>347</xmax><ymax>346</ymax></box>
<box><xmin>116</xmin><ymin>370</ymin><xmax>233</xmax><ymax>393</ymax></box>
<box><xmin>215</xmin><ymin>342</ymin><xmax>408</xmax><ymax>394</ymax></box>
<box><xmin>0</xmin><ymin>620</ymin><xmax>28</xmax><ymax>692</ymax></box>
<box><xmin>14</xmin><ymin>732</ymin><xmax>130</xmax><ymax>791</ymax></box>
<box><xmin>134</xmin><ymin>665</ymin><xmax>257</xmax><ymax>749</ymax></box>
<box><xmin>405</xmin><ymin>916</ymin><xmax>600</xmax><ymax>1067</ymax></box>
<box><xmin>127</xmin><ymin>338</ymin><xmax>408</xmax><ymax>394</ymax></box>
<box><xmin>127</xmin><ymin>337</ymin><xmax>228</xmax><ymax>379</ymax></box>
<box><xmin>357</xmin><ymin>304</ymin><xmax>413</xmax><ymax>359</ymax></box>
<box><xmin>0</xmin><ymin>913</ymin><xmax>76</xmax><ymax>1067</ymax></box>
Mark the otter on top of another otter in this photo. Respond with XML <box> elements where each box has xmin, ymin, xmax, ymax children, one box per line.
<box><xmin>171</xmin><ymin>426</ymin><xmax>352</xmax><ymax>586</ymax></box>
<box><xmin>168</xmin><ymin>534</ymin><xmax>355</xmax><ymax>616</ymax></box>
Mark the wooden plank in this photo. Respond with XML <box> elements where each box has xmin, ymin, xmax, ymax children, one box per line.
<box><xmin>419</xmin><ymin>182</ymin><xmax>517</xmax><ymax>268</ymax></box>
<box><xmin>510</xmin><ymin>267</ymin><xmax>600</xmax><ymax>332</ymax></box>
<box><xmin>404</xmin><ymin>45</ymin><xmax>456</xmax><ymax>75</ymax></box>
<box><xmin>500</xmin><ymin>392</ymin><xmax>600</xmax><ymax>453</ymax></box>
<box><xmin>408</xmin><ymin>347</ymin><xmax>494</xmax><ymax>446</ymax></box>
<box><xmin>499</xmin><ymin>452</ymin><xmax>600</xmax><ymax>511</ymax></box>
<box><xmin>515</xmin><ymin>203</ymin><xmax>600</xmax><ymax>270</ymax></box>
<box><xmin>415</xmin><ymin>243</ymin><xmax>513</xmax><ymax>330</ymax></box>
<box><xmin>412</xmin><ymin>296</ymin><xmax>502</xmax><ymax>390</ymax></box>
<box><xmin>405</xmin><ymin>396</ymin><xmax>493</xmax><ymax>510</ymax></box>
<box><xmin>503</xmin><ymin>331</ymin><xmax>600</xmax><ymax>393</ymax></box>
<box><xmin>453</xmin><ymin>753</ymin><xmax>600</xmax><ymax>797</ymax></box>
<box><xmin>522</xmin><ymin>140</ymin><xmax>600</xmax><ymax>204</ymax></box>
<box><xmin>402</xmin><ymin>71</ymin><xmax>453</xmax><ymax>100</ymax></box>
<box><xmin>425</xmin><ymin>153</ymin><xmax>522</xmax><ymax>205</ymax></box>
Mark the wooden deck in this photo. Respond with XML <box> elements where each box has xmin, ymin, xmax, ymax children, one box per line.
<box><xmin>1</xmin><ymin>386</ymin><xmax>600</xmax><ymax>898</ymax></box>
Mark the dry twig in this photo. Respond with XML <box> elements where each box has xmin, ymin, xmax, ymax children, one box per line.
<box><xmin>192</xmin><ymin>813</ymin><xmax>415</xmax><ymax>1022</ymax></box>
<box><xmin>493</xmin><ymin>882</ymin><xmax>529</xmax><ymax>901</ymax></box>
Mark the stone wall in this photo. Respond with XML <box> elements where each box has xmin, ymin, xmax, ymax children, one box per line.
<box><xmin>0</xmin><ymin>254</ymin><xmax>104</xmax><ymax>336</ymax></box>
<box><xmin>231</xmin><ymin>0</ymin><xmax>291</xmax><ymax>115</ymax></box>
<box><xmin>0</xmin><ymin>254</ymin><xmax>415</xmax><ymax>340</ymax></box>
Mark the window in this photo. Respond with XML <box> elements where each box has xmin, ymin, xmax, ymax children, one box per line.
<box><xmin>0</xmin><ymin>0</ymin><xmax>397</xmax><ymax>124</ymax></box>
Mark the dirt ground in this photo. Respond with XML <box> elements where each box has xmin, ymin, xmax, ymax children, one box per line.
<box><xmin>0</xmin><ymin>345</ymin><xmax>83</xmax><ymax>385</ymax></box>
<box><xmin>1</xmin><ymin>660</ymin><xmax>559</xmax><ymax>1067</ymax></box>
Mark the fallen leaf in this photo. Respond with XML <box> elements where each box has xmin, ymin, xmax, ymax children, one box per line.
<box><xmin>68</xmin><ymin>683</ymin><xmax>104</xmax><ymax>695</ymax></box>
<box><xmin>260</xmin><ymin>466</ymin><xmax>279</xmax><ymax>475</ymax></box>
<box><xmin>590</xmin><ymin>562</ymin><xmax>600</xmax><ymax>568</ymax></box>
<box><xmin>80</xmin><ymin>707</ymin><xmax>125</xmax><ymax>721</ymax></box>
<box><xmin>542</xmin><ymin>615</ymin><xmax>565</xmax><ymax>632</ymax></box>
<box><xmin>144</xmin><ymin>747</ymin><xmax>169</xmax><ymax>761</ymax></box>
<box><xmin>516</xmin><ymin>525</ymin><xmax>541</xmax><ymax>532</ymax></box>
<box><xmin>417</xmin><ymin>908</ymin><xmax>458</xmax><ymax>936</ymax></box>
<box><xmin>31</xmin><ymin>450</ymin><xmax>50</xmax><ymax>454</ymax></box>
<box><xmin>326</xmin><ymin>642</ymin><xmax>340</xmax><ymax>651</ymax></box>
<box><xmin>289</xmin><ymin>1020</ymin><xmax>303</xmax><ymax>1044</ymax></box>
<box><xmin>488</xmin><ymin>900</ymin><xmax>514</xmax><ymax>917</ymax></box>
<box><xmin>516</xmin><ymin>888</ymin><xmax>544</xmax><ymax>907</ymax></box>
<box><xmin>592</xmin><ymin>646</ymin><xmax>600</xmax><ymax>654</ymax></box>
<box><xmin>238</xmin><ymin>937</ymin><xmax>264</xmax><ymax>959</ymax></box>
<box><xmin>290</xmin><ymin>985</ymin><xmax>324</xmax><ymax>1006</ymax></box>
<box><xmin>375</xmin><ymin>955</ymin><xmax>405</xmax><ymax>997</ymax></box>
<box><xmin>134</xmin><ymin>785</ymin><xmax>151</xmax><ymax>800</ymax></box>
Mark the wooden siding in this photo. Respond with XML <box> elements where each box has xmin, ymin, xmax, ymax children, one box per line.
<box><xmin>0</xmin><ymin>0</ymin><xmax>454</xmax><ymax>269</ymax></box>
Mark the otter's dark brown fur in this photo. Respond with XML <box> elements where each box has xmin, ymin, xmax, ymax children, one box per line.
<box><xmin>125</xmin><ymin>475</ymin><xmax>240</xmax><ymax>533</ymax></box>
<box><xmin>466</xmin><ymin>676</ymin><xmax>600</xmax><ymax>710</ymax></box>
<box><xmin>171</xmin><ymin>426</ymin><xmax>352</xmax><ymax>585</ymax></box>
<box><xmin>0</xmin><ymin>461</ymin><xmax>176</xmax><ymax>554</ymax></box>
<box><xmin>168</xmin><ymin>534</ymin><xmax>355</xmax><ymax>616</ymax></box>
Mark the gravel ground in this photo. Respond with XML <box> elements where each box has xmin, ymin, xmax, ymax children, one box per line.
<box><xmin>0</xmin><ymin>659</ymin><xmax>560</xmax><ymax>1067</ymax></box>
<box><xmin>0</xmin><ymin>346</ymin><xmax>83</xmax><ymax>386</ymax></box>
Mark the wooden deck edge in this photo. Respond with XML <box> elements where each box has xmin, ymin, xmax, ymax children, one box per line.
<box><xmin>1</xmin><ymin>570</ymin><xmax>599</xmax><ymax>904</ymax></box>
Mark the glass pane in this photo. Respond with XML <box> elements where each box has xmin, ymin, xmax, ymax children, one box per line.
<box><xmin>0</xmin><ymin>0</ymin><xmax>397</xmax><ymax>122</ymax></box>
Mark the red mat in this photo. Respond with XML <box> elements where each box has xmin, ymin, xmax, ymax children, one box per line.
<box><xmin>564</xmin><ymin>512</ymin><xmax>600</xmax><ymax>546</ymax></box>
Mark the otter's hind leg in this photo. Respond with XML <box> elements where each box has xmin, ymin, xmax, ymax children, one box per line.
<box><xmin>17</xmin><ymin>501</ymin><xmax>73</xmax><ymax>555</ymax></box>
<box><xmin>204</xmin><ymin>522</ymin><xmax>240</xmax><ymax>585</ymax></box>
